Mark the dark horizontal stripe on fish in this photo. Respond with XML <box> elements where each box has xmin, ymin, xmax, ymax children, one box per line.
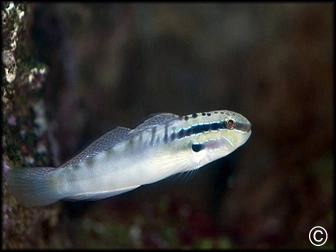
<box><xmin>171</xmin><ymin>121</ymin><xmax>225</xmax><ymax>141</ymax></box>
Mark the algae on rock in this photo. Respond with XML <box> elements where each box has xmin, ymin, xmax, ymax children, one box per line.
<box><xmin>2</xmin><ymin>2</ymin><xmax>68</xmax><ymax>248</ymax></box>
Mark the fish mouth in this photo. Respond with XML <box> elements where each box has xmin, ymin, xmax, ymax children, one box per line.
<box><xmin>246</xmin><ymin>122</ymin><xmax>252</xmax><ymax>133</ymax></box>
<box><xmin>241</xmin><ymin>129</ymin><xmax>252</xmax><ymax>145</ymax></box>
<box><xmin>236</xmin><ymin>121</ymin><xmax>252</xmax><ymax>133</ymax></box>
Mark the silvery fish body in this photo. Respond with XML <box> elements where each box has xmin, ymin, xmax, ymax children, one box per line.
<box><xmin>8</xmin><ymin>110</ymin><xmax>252</xmax><ymax>207</ymax></box>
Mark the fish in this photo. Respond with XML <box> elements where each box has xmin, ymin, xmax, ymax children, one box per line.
<box><xmin>7</xmin><ymin>110</ymin><xmax>252</xmax><ymax>207</ymax></box>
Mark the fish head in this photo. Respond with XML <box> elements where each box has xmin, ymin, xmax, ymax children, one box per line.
<box><xmin>184</xmin><ymin>110</ymin><xmax>252</xmax><ymax>169</ymax></box>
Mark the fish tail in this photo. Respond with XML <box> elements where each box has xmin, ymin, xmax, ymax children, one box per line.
<box><xmin>7</xmin><ymin>167</ymin><xmax>62</xmax><ymax>207</ymax></box>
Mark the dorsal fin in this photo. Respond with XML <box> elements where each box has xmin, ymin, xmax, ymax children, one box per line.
<box><xmin>130</xmin><ymin>113</ymin><xmax>179</xmax><ymax>133</ymax></box>
<box><xmin>60</xmin><ymin>127</ymin><xmax>131</xmax><ymax>168</ymax></box>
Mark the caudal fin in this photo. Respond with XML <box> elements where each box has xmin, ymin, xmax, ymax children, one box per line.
<box><xmin>7</xmin><ymin>167</ymin><xmax>62</xmax><ymax>207</ymax></box>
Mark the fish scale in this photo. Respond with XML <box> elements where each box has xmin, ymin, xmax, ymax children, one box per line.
<box><xmin>8</xmin><ymin>109</ymin><xmax>252</xmax><ymax>207</ymax></box>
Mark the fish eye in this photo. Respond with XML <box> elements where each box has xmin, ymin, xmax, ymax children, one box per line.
<box><xmin>224</xmin><ymin>117</ymin><xmax>236</xmax><ymax>130</ymax></box>
<box><xmin>191</xmin><ymin>143</ymin><xmax>204</xmax><ymax>152</ymax></box>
